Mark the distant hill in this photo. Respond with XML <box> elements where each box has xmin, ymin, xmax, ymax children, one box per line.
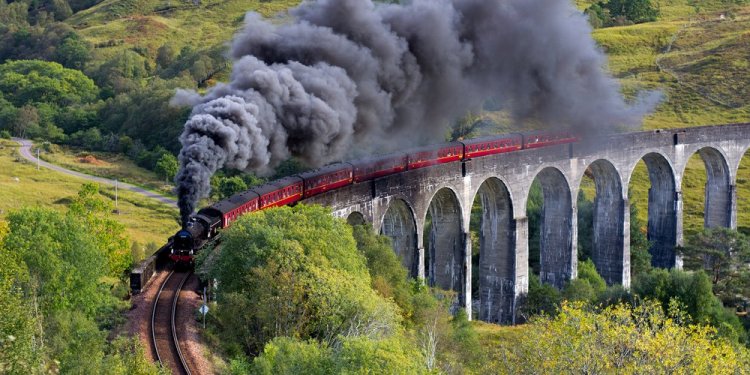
<box><xmin>67</xmin><ymin>0</ymin><xmax>299</xmax><ymax>71</ymax></box>
<box><xmin>588</xmin><ymin>0</ymin><xmax>750</xmax><ymax>129</ymax></box>
<box><xmin>55</xmin><ymin>0</ymin><xmax>749</xmax><ymax>132</ymax></box>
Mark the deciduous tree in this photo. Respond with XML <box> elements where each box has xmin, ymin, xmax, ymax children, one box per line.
<box><xmin>680</xmin><ymin>228</ymin><xmax>750</xmax><ymax>305</ymax></box>
<box><xmin>155</xmin><ymin>153</ymin><xmax>178</xmax><ymax>183</ymax></box>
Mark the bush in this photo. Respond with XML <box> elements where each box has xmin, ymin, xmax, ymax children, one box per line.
<box><xmin>251</xmin><ymin>335</ymin><xmax>425</xmax><ymax>374</ymax></box>
<box><xmin>0</xmin><ymin>130</ymin><xmax>10</xmax><ymax>139</ymax></box>
<box><xmin>521</xmin><ymin>273</ymin><xmax>562</xmax><ymax>319</ymax></box>
<box><xmin>562</xmin><ymin>278</ymin><xmax>596</xmax><ymax>302</ymax></box>
<box><xmin>204</xmin><ymin>205</ymin><xmax>401</xmax><ymax>355</ymax></box>
<box><xmin>352</xmin><ymin>225</ymin><xmax>414</xmax><ymax>319</ymax></box>
<box><xmin>633</xmin><ymin>268</ymin><xmax>747</xmax><ymax>343</ymax></box>
<box><xmin>493</xmin><ymin>301</ymin><xmax>750</xmax><ymax>373</ymax></box>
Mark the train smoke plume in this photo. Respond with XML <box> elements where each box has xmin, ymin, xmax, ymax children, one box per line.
<box><xmin>174</xmin><ymin>0</ymin><xmax>661</xmax><ymax>223</ymax></box>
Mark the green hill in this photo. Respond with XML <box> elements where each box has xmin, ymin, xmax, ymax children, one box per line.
<box><xmin>68</xmin><ymin>0</ymin><xmax>299</xmax><ymax>62</ymax></box>
<box><xmin>64</xmin><ymin>0</ymin><xmax>750</xmax><ymax>128</ymax></box>
<box><xmin>573</xmin><ymin>0</ymin><xmax>750</xmax><ymax>128</ymax></box>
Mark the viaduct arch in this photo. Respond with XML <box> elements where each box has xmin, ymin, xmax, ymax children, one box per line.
<box><xmin>302</xmin><ymin>124</ymin><xmax>750</xmax><ymax>324</ymax></box>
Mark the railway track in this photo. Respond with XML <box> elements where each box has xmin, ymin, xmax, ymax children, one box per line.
<box><xmin>151</xmin><ymin>270</ymin><xmax>193</xmax><ymax>375</ymax></box>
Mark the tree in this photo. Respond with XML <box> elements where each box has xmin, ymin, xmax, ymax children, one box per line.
<box><xmin>218</xmin><ymin>176</ymin><xmax>248</xmax><ymax>199</ymax></box>
<box><xmin>203</xmin><ymin>205</ymin><xmax>401</xmax><ymax>356</ymax></box>
<box><xmin>0</xmin><ymin>95</ymin><xmax>17</xmax><ymax>133</ymax></box>
<box><xmin>70</xmin><ymin>127</ymin><xmax>102</xmax><ymax>149</ymax></box>
<box><xmin>351</xmin><ymin>225</ymin><xmax>414</xmax><ymax>318</ymax></box>
<box><xmin>521</xmin><ymin>273</ymin><xmax>562</xmax><ymax>319</ymax></box>
<box><xmin>0</xmin><ymin>60</ymin><xmax>99</xmax><ymax>107</ymax></box>
<box><xmin>586</xmin><ymin>0</ymin><xmax>658</xmax><ymax>27</ymax></box>
<box><xmin>0</xmin><ymin>220</ymin><xmax>39</xmax><ymax>374</ymax></box>
<box><xmin>11</xmin><ymin>105</ymin><xmax>39</xmax><ymax>138</ymax></box>
<box><xmin>630</xmin><ymin>199</ymin><xmax>652</xmax><ymax>277</ymax></box>
<box><xmin>679</xmin><ymin>228</ymin><xmax>750</xmax><ymax>305</ymax></box>
<box><xmin>632</xmin><ymin>268</ymin><xmax>746</xmax><ymax>342</ymax></box>
<box><xmin>156</xmin><ymin>44</ymin><xmax>177</xmax><ymax>69</ymax></box>
<box><xmin>584</xmin><ymin>4</ymin><xmax>608</xmax><ymax>29</ymax></box>
<box><xmin>155</xmin><ymin>153</ymin><xmax>178</xmax><ymax>183</ymax></box>
<box><xmin>54</xmin><ymin>33</ymin><xmax>91</xmax><ymax>70</ymax></box>
<box><xmin>98</xmin><ymin>78</ymin><xmax>192</xmax><ymax>151</ymax></box>
<box><xmin>577</xmin><ymin>190</ymin><xmax>595</xmax><ymax>261</ymax></box>
<box><xmin>560</xmin><ymin>260</ymin><xmax>606</xmax><ymax>304</ymax></box>
<box><xmin>577</xmin><ymin>259</ymin><xmax>607</xmax><ymax>295</ymax></box>
<box><xmin>251</xmin><ymin>335</ymin><xmax>425</xmax><ymax>374</ymax></box>
<box><xmin>0</xmin><ymin>195</ymin><xmax>156</xmax><ymax>374</ymax></box>
<box><xmin>93</xmin><ymin>51</ymin><xmax>149</xmax><ymax>97</ymax></box>
<box><xmin>607</xmin><ymin>0</ymin><xmax>659</xmax><ymax>24</ymax></box>
<box><xmin>492</xmin><ymin>301</ymin><xmax>750</xmax><ymax>373</ymax></box>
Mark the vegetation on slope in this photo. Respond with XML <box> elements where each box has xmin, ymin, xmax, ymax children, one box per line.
<box><xmin>37</xmin><ymin>143</ymin><xmax>178</xmax><ymax>197</ymax></box>
<box><xmin>2</xmin><ymin>0</ymin><xmax>750</xmax><ymax>372</ymax></box>
<box><xmin>0</xmin><ymin>139</ymin><xmax>177</xmax><ymax>246</ymax></box>
<box><xmin>0</xmin><ymin>185</ymin><xmax>160</xmax><ymax>374</ymax></box>
<box><xmin>478</xmin><ymin>301</ymin><xmax>750</xmax><ymax>374</ymax></box>
<box><xmin>196</xmin><ymin>204</ymin><xmax>750</xmax><ymax>373</ymax></box>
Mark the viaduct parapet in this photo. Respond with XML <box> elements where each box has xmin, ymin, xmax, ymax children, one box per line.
<box><xmin>301</xmin><ymin>124</ymin><xmax>750</xmax><ymax>324</ymax></box>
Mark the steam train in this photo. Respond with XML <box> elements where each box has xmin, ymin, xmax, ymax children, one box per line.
<box><xmin>169</xmin><ymin>131</ymin><xmax>577</xmax><ymax>264</ymax></box>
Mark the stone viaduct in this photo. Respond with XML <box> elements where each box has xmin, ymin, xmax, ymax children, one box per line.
<box><xmin>301</xmin><ymin>123</ymin><xmax>750</xmax><ymax>324</ymax></box>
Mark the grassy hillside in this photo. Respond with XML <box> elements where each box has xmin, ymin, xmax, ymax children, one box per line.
<box><xmin>59</xmin><ymin>0</ymin><xmax>750</xmax><ymax>245</ymax></box>
<box><xmin>38</xmin><ymin>145</ymin><xmax>177</xmax><ymax>198</ymax></box>
<box><xmin>69</xmin><ymin>0</ymin><xmax>300</xmax><ymax>63</ymax></box>
<box><xmin>63</xmin><ymin>0</ymin><xmax>750</xmax><ymax>132</ymax></box>
<box><xmin>577</xmin><ymin>0</ymin><xmax>750</xmax><ymax>239</ymax></box>
<box><xmin>0</xmin><ymin>140</ymin><xmax>178</xmax><ymax>245</ymax></box>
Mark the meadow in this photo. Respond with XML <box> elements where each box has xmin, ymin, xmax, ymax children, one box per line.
<box><xmin>38</xmin><ymin>144</ymin><xmax>177</xmax><ymax>198</ymax></box>
<box><xmin>0</xmin><ymin>139</ymin><xmax>178</xmax><ymax>245</ymax></box>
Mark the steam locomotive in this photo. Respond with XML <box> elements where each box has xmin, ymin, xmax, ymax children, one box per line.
<box><xmin>169</xmin><ymin>131</ymin><xmax>577</xmax><ymax>264</ymax></box>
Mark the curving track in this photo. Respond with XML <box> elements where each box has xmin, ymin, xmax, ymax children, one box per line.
<box><xmin>151</xmin><ymin>270</ymin><xmax>193</xmax><ymax>375</ymax></box>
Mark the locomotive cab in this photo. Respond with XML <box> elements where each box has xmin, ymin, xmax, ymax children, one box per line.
<box><xmin>170</xmin><ymin>228</ymin><xmax>195</xmax><ymax>264</ymax></box>
<box><xmin>173</xmin><ymin>229</ymin><xmax>194</xmax><ymax>252</ymax></box>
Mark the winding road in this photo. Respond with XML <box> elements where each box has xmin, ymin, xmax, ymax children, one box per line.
<box><xmin>13</xmin><ymin>138</ymin><xmax>177</xmax><ymax>207</ymax></box>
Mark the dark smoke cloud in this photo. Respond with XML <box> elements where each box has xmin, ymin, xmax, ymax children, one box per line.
<box><xmin>174</xmin><ymin>0</ymin><xmax>661</xmax><ymax>223</ymax></box>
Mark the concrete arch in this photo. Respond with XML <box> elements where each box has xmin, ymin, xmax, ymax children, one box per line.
<box><xmin>381</xmin><ymin>199</ymin><xmax>419</xmax><ymax>277</ymax></box>
<box><xmin>346</xmin><ymin>211</ymin><xmax>366</xmax><ymax>226</ymax></box>
<box><xmin>687</xmin><ymin>147</ymin><xmax>733</xmax><ymax>229</ymax></box>
<box><xmin>639</xmin><ymin>152</ymin><xmax>678</xmax><ymax>268</ymax></box>
<box><xmin>582</xmin><ymin>159</ymin><xmax>627</xmax><ymax>286</ymax></box>
<box><xmin>425</xmin><ymin>187</ymin><xmax>465</xmax><ymax>296</ymax></box>
<box><xmin>531</xmin><ymin>167</ymin><xmax>574</xmax><ymax>288</ymax></box>
<box><xmin>472</xmin><ymin>177</ymin><xmax>515</xmax><ymax>323</ymax></box>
